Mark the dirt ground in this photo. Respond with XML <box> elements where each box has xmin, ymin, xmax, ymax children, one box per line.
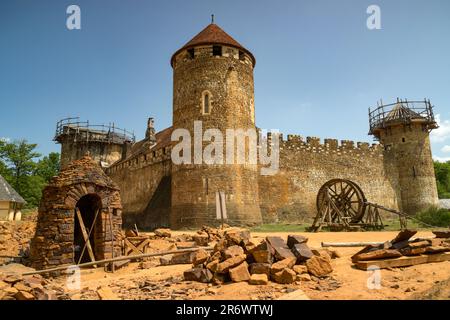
<box><xmin>45</xmin><ymin>230</ymin><xmax>450</xmax><ymax>300</ymax></box>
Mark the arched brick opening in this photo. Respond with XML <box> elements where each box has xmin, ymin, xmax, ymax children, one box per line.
<box><xmin>74</xmin><ymin>193</ymin><xmax>102</xmax><ymax>263</ymax></box>
<box><xmin>30</xmin><ymin>155</ymin><xmax>123</xmax><ymax>271</ymax></box>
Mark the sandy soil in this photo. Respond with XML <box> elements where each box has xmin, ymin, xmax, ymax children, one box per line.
<box><xmin>49</xmin><ymin>230</ymin><xmax>450</xmax><ymax>300</ymax></box>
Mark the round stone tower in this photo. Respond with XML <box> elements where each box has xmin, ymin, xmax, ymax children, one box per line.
<box><xmin>170</xmin><ymin>22</ymin><xmax>262</xmax><ymax>228</ymax></box>
<box><xmin>55</xmin><ymin>117</ymin><xmax>135</xmax><ymax>169</ymax></box>
<box><xmin>369</xmin><ymin>99</ymin><xmax>439</xmax><ymax>214</ymax></box>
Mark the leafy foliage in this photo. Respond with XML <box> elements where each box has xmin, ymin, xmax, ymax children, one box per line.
<box><xmin>434</xmin><ymin>161</ymin><xmax>450</xmax><ymax>199</ymax></box>
<box><xmin>416</xmin><ymin>206</ymin><xmax>450</xmax><ymax>228</ymax></box>
<box><xmin>0</xmin><ymin>140</ymin><xmax>60</xmax><ymax>208</ymax></box>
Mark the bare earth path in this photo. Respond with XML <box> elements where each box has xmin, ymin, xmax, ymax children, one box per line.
<box><xmin>51</xmin><ymin>230</ymin><xmax>450</xmax><ymax>300</ymax></box>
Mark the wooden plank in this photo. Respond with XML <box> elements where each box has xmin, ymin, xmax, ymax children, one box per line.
<box><xmin>75</xmin><ymin>208</ymin><xmax>97</xmax><ymax>267</ymax></box>
<box><xmin>124</xmin><ymin>238</ymin><xmax>142</xmax><ymax>256</ymax></box>
<box><xmin>354</xmin><ymin>252</ymin><xmax>450</xmax><ymax>270</ymax></box>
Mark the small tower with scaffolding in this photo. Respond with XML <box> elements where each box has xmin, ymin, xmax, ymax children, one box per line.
<box><xmin>369</xmin><ymin>98</ymin><xmax>439</xmax><ymax>214</ymax></box>
<box><xmin>54</xmin><ymin>117</ymin><xmax>135</xmax><ymax>169</ymax></box>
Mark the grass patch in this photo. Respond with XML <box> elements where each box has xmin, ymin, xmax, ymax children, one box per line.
<box><xmin>251</xmin><ymin>223</ymin><xmax>310</xmax><ymax>233</ymax></box>
<box><xmin>415</xmin><ymin>207</ymin><xmax>450</xmax><ymax>228</ymax></box>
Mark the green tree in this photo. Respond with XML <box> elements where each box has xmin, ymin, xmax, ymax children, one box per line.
<box><xmin>0</xmin><ymin>139</ymin><xmax>40</xmax><ymax>194</ymax></box>
<box><xmin>35</xmin><ymin>152</ymin><xmax>60</xmax><ymax>182</ymax></box>
<box><xmin>434</xmin><ymin>161</ymin><xmax>450</xmax><ymax>198</ymax></box>
<box><xmin>0</xmin><ymin>140</ymin><xmax>44</xmax><ymax>207</ymax></box>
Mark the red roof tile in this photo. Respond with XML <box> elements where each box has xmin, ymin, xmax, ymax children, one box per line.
<box><xmin>171</xmin><ymin>23</ymin><xmax>255</xmax><ymax>67</ymax></box>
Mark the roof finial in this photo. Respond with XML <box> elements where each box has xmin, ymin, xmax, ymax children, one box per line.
<box><xmin>211</xmin><ymin>14</ymin><xmax>215</xmax><ymax>24</ymax></box>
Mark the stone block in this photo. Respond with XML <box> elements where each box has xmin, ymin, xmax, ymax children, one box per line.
<box><xmin>249</xmin><ymin>273</ymin><xmax>269</xmax><ymax>285</ymax></box>
<box><xmin>249</xmin><ymin>263</ymin><xmax>271</xmax><ymax>276</ymax></box>
<box><xmin>184</xmin><ymin>267</ymin><xmax>213</xmax><ymax>283</ymax></box>
<box><xmin>266</xmin><ymin>236</ymin><xmax>296</xmax><ymax>261</ymax></box>
<box><xmin>272</xmin><ymin>268</ymin><xmax>296</xmax><ymax>284</ymax></box>
<box><xmin>229</xmin><ymin>261</ymin><xmax>251</xmax><ymax>282</ymax></box>
<box><xmin>292</xmin><ymin>243</ymin><xmax>314</xmax><ymax>262</ymax></box>
<box><xmin>287</xmin><ymin>235</ymin><xmax>308</xmax><ymax>248</ymax></box>
<box><xmin>306</xmin><ymin>256</ymin><xmax>333</xmax><ymax>277</ymax></box>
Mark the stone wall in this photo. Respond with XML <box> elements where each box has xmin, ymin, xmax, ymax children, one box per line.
<box><xmin>258</xmin><ymin>134</ymin><xmax>401</xmax><ymax>223</ymax></box>
<box><xmin>107</xmin><ymin>149</ymin><xmax>172</xmax><ymax>230</ymax></box>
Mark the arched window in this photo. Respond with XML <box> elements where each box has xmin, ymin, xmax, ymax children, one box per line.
<box><xmin>202</xmin><ymin>91</ymin><xmax>212</xmax><ymax>115</ymax></box>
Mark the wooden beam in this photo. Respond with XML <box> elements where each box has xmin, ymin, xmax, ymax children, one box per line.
<box><xmin>75</xmin><ymin>208</ymin><xmax>97</xmax><ymax>267</ymax></box>
<box><xmin>354</xmin><ymin>252</ymin><xmax>450</xmax><ymax>270</ymax></box>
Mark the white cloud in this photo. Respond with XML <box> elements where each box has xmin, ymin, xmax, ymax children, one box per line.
<box><xmin>431</xmin><ymin>114</ymin><xmax>450</xmax><ymax>143</ymax></box>
<box><xmin>0</xmin><ymin>137</ymin><xmax>10</xmax><ymax>142</ymax></box>
<box><xmin>442</xmin><ymin>145</ymin><xmax>450</xmax><ymax>153</ymax></box>
<box><xmin>434</xmin><ymin>156</ymin><xmax>450</xmax><ymax>163</ymax></box>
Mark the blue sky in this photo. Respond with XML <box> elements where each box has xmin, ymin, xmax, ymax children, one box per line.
<box><xmin>1</xmin><ymin>0</ymin><xmax>450</xmax><ymax>160</ymax></box>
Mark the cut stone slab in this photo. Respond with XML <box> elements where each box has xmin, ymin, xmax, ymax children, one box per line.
<box><xmin>272</xmin><ymin>268</ymin><xmax>296</xmax><ymax>284</ymax></box>
<box><xmin>192</xmin><ymin>249</ymin><xmax>210</xmax><ymax>266</ymax></box>
<box><xmin>229</xmin><ymin>261</ymin><xmax>251</xmax><ymax>282</ymax></box>
<box><xmin>266</xmin><ymin>236</ymin><xmax>296</xmax><ymax>261</ymax></box>
<box><xmin>270</xmin><ymin>257</ymin><xmax>296</xmax><ymax>275</ymax></box>
<box><xmin>249</xmin><ymin>263</ymin><xmax>271</xmax><ymax>276</ymax></box>
<box><xmin>292</xmin><ymin>243</ymin><xmax>314</xmax><ymax>262</ymax></box>
<box><xmin>249</xmin><ymin>273</ymin><xmax>269</xmax><ymax>285</ymax></box>
<box><xmin>306</xmin><ymin>256</ymin><xmax>333</xmax><ymax>277</ymax></box>
<box><xmin>184</xmin><ymin>267</ymin><xmax>213</xmax><ymax>283</ymax></box>
<box><xmin>251</xmin><ymin>241</ymin><xmax>272</xmax><ymax>263</ymax></box>
<box><xmin>287</xmin><ymin>235</ymin><xmax>308</xmax><ymax>248</ymax></box>
<box><xmin>216</xmin><ymin>254</ymin><xmax>247</xmax><ymax>273</ymax></box>
<box><xmin>223</xmin><ymin>245</ymin><xmax>244</xmax><ymax>259</ymax></box>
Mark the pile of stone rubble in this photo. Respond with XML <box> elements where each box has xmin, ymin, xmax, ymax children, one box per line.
<box><xmin>181</xmin><ymin>226</ymin><xmax>340</xmax><ymax>285</ymax></box>
<box><xmin>0</xmin><ymin>272</ymin><xmax>57</xmax><ymax>300</ymax></box>
<box><xmin>0</xmin><ymin>220</ymin><xmax>36</xmax><ymax>265</ymax></box>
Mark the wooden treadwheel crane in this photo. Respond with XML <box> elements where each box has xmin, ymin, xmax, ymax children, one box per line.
<box><xmin>310</xmin><ymin>179</ymin><xmax>407</xmax><ymax>232</ymax></box>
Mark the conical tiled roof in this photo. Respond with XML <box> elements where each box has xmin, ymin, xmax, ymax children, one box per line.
<box><xmin>0</xmin><ymin>175</ymin><xmax>26</xmax><ymax>204</ymax></box>
<box><xmin>171</xmin><ymin>23</ymin><xmax>255</xmax><ymax>67</ymax></box>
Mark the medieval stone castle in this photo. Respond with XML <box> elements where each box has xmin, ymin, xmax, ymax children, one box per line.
<box><xmin>55</xmin><ymin>23</ymin><xmax>439</xmax><ymax>230</ymax></box>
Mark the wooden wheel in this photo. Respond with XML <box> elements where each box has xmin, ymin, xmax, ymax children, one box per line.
<box><xmin>315</xmin><ymin>179</ymin><xmax>367</xmax><ymax>225</ymax></box>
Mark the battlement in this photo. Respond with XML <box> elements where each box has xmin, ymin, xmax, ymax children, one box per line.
<box><xmin>107</xmin><ymin>145</ymin><xmax>172</xmax><ymax>175</ymax></box>
<box><xmin>261</xmin><ymin>132</ymin><xmax>382</xmax><ymax>155</ymax></box>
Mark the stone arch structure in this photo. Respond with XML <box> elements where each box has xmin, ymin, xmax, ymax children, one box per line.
<box><xmin>30</xmin><ymin>155</ymin><xmax>123</xmax><ymax>271</ymax></box>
